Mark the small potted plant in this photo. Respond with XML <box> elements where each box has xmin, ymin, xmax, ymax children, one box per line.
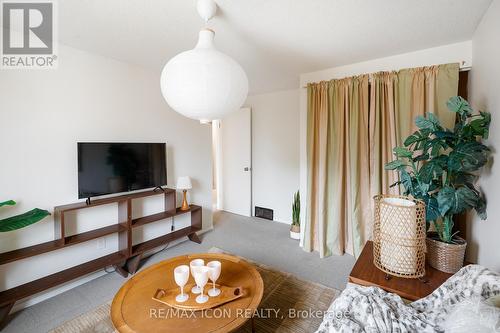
<box><xmin>290</xmin><ymin>191</ymin><xmax>300</xmax><ymax>240</ymax></box>
<box><xmin>385</xmin><ymin>97</ymin><xmax>491</xmax><ymax>273</ymax></box>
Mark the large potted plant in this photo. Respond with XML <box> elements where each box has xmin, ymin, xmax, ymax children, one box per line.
<box><xmin>290</xmin><ymin>191</ymin><xmax>300</xmax><ymax>240</ymax></box>
<box><xmin>385</xmin><ymin>97</ymin><xmax>491</xmax><ymax>273</ymax></box>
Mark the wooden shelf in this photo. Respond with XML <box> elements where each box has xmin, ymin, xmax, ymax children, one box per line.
<box><xmin>0</xmin><ymin>188</ymin><xmax>202</xmax><ymax>329</ymax></box>
<box><xmin>0</xmin><ymin>251</ymin><xmax>127</xmax><ymax>307</ymax></box>
<box><xmin>132</xmin><ymin>225</ymin><xmax>201</xmax><ymax>256</ymax></box>
<box><xmin>0</xmin><ymin>224</ymin><xmax>127</xmax><ymax>266</ymax></box>
<box><xmin>132</xmin><ymin>205</ymin><xmax>201</xmax><ymax>228</ymax></box>
<box><xmin>54</xmin><ymin>188</ymin><xmax>175</xmax><ymax>213</ymax></box>
<box><xmin>64</xmin><ymin>224</ymin><xmax>127</xmax><ymax>246</ymax></box>
<box><xmin>0</xmin><ymin>240</ymin><xmax>63</xmax><ymax>266</ymax></box>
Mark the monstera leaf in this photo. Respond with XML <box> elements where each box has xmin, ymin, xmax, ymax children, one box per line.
<box><xmin>419</xmin><ymin>156</ymin><xmax>446</xmax><ymax>183</ymax></box>
<box><xmin>0</xmin><ymin>201</ymin><xmax>50</xmax><ymax>232</ymax></box>
<box><xmin>448</xmin><ymin>141</ymin><xmax>490</xmax><ymax>172</ymax></box>
<box><xmin>415</xmin><ymin>112</ymin><xmax>442</xmax><ymax>131</ymax></box>
<box><xmin>447</xmin><ymin>96</ymin><xmax>473</xmax><ymax>116</ymax></box>
<box><xmin>404</xmin><ymin>128</ymin><xmax>432</xmax><ymax>147</ymax></box>
<box><xmin>437</xmin><ymin>186</ymin><xmax>478</xmax><ymax>216</ymax></box>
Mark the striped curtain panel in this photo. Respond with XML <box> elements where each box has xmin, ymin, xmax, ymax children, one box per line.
<box><xmin>304</xmin><ymin>63</ymin><xmax>459</xmax><ymax>258</ymax></box>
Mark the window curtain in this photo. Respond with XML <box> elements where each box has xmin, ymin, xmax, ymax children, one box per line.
<box><xmin>304</xmin><ymin>75</ymin><xmax>370</xmax><ymax>258</ymax></box>
<box><xmin>370</xmin><ymin>63</ymin><xmax>460</xmax><ymax>199</ymax></box>
<box><xmin>304</xmin><ymin>63</ymin><xmax>459</xmax><ymax>258</ymax></box>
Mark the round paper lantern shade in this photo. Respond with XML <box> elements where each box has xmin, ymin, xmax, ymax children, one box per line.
<box><xmin>160</xmin><ymin>29</ymin><xmax>249</xmax><ymax>122</ymax></box>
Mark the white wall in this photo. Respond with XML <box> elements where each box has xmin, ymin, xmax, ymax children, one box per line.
<box><xmin>468</xmin><ymin>1</ymin><xmax>500</xmax><ymax>272</ymax></box>
<box><xmin>245</xmin><ymin>89</ymin><xmax>300</xmax><ymax>223</ymax></box>
<box><xmin>298</xmin><ymin>41</ymin><xmax>473</xmax><ymax>249</ymax></box>
<box><xmin>0</xmin><ymin>44</ymin><xmax>213</xmax><ymax>309</ymax></box>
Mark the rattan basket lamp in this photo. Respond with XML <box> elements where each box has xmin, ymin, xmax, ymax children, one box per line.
<box><xmin>373</xmin><ymin>195</ymin><xmax>426</xmax><ymax>279</ymax></box>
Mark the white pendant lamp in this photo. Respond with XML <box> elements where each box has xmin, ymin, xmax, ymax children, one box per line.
<box><xmin>160</xmin><ymin>0</ymin><xmax>249</xmax><ymax>123</ymax></box>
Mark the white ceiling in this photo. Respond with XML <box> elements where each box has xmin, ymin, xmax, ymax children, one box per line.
<box><xmin>59</xmin><ymin>0</ymin><xmax>492</xmax><ymax>95</ymax></box>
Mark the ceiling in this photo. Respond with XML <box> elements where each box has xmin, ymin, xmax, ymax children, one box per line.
<box><xmin>59</xmin><ymin>0</ymin><xmax>492</xmax><ymax>95</ymax></box>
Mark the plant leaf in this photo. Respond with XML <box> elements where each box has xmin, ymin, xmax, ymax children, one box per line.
<box><xmin>400</xmin><ymin>169</ymin><xmax>413</xmax><ymax>194</ymax></box>
<box><xmin>419</xmin><ymin>156</ymin><xmax>446</xmax><ymax>183</ymax></box>
<box><xmin>437</xmin><ymin>186</ymin><xmax>478</xmax><ymax>216</ymax></box>
<box><xmin>415</xmin><ymin>116</ymin><xmax>435</xmax><ymax>130</ymax></box>
<box><xmin>0</xmin><ymin>200</ymin><xmax>16</xmax><ymax>208</ymax></box>
<box><xmin>413</xmin><ymin>153</ymin><xmax>430</xmax><ymax>162</ymax></box>
<box><xmin>475</xmin><ymin>194</ymin><xmax>487</xmax><ymax>220</ymax></box>
<box><xmin>447</xmin><ymin>96</ymin><xmax>473</xmax><ymax>116</ymax></box>
<box><xmin>423</xmin><ymin>196</ymin><xmax>440</xmax><ymax>222</ymax></box>
<box><xmin>453</xmin><ymin>172</ymin><xmax>478</xmax><ymax>188</ymax></box>
<box><xmin>0</xmin><ymin>208</ymin><xmax>51</xmax><ymax>232</ymax></box>
<box><xmin>393</xmin><ymin>147</ymin><xmax>413</xmax><ymax>158</ymax></box>
<box><xmin>448</xmin><ymin>141</ymin><xmax>490</xmax><ymax>172</ymax></box>
<box><xmin>385</xmin><ymin>160</ymin><xmax>406</xmax><ymax>170</ymax></box>
<box><xmin>404</xmin><ymin>128</ymin><xmax>431</xmax><ymax>147</ymax></box>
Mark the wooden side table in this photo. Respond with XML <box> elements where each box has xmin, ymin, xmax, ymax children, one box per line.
<box><xmin>349</xmin><ymin>241</ymin><xmax>454</xmax><ymax>301</ymax></box>
<box><xmin>111</xmin><ymin>253</ymin><xmax>264</xmax><ymax>333</ymax></box>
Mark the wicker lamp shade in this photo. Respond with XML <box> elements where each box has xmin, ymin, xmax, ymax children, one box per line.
<box><xmin>373</xmin><ymin>195</ymin><xmax>426</xmax><ymax>278</ymax></box>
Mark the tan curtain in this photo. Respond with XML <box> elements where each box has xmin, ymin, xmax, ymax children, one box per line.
<box><xmin>304</xmin><ymin>75</ymin><xmax>370</xmax><ymax>257</ymax></box>
<box><xmin>370</xmin><ymin>63</ymin><xmax>460</xmax><ymax>197</ymax></box>
<box><xmin>304</xmin><ymin>63</ymin><xmax>459</xmax><ymax>258</ymax></box>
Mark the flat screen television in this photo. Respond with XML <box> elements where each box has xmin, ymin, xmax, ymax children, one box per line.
<box><xmin>77</xmin><ymin>142</ymin><xmax>167</xmax><ymax>199</ymax></box>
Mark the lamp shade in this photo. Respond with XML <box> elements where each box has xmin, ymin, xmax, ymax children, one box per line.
<box><xmin>160</xmin><ymin>29</ymin><xmax>249</xmax><ymax>122</ymax></box>
<box><xmin>176</xmin><ymin>176</ymin><xmax>192</xmax><ymax>190</ymax></box>
<box><xmin>373</xmin><ymin>195</ymin><xmax>426</xmax><ymax>279</ymax></box>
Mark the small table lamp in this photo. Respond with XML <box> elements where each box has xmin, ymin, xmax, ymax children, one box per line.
<box><xmin>176</xmin><ymin>176</ymin><xmax>192</xmax><ymax>211</ymax></box>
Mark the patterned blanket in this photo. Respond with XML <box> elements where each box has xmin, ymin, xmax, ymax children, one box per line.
<box><xmin>316</xmin><ymin>265</ymin><xmax>500</xmax><ymax>332</ymax></box>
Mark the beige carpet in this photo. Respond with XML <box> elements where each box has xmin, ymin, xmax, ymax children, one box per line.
<box><xmin>50</xmin><ymin>249</ymin><xmax>340</xmax><ymax>333</ymax></box>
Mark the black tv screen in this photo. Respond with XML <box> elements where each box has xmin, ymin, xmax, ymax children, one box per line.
<box><xmin>78</xmin><ymin>143</ymin><xmax>167</xmax><ymax>198</ymax></box>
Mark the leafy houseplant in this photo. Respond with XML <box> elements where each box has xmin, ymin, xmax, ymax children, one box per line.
<box><xmin>290</xmin><ymin>191</ymin><xmax>300</xmax><ymax>240</ymax></box>
<box><xmin>385</xmin><ymin>97</ymin><xmax>491</xmax><ymax>272</ymax></box>
<box><xmin>0</xmin><ymin>200</ymin><xmax>51</xmax><ymax>232</ymax></box>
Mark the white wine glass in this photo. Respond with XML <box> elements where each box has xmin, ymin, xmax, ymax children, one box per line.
<box><xmin>173</xmin><ymin>265</ymin><xmax>189</xmax><ymax>303</ymax></box>
<box><xmin>192</xmin><ymin>266</ymin><xmax>210</xmax><ymax>304</ymax></box>
<box><xmin>189</xmin><ymin>259</ymin><xmax>205</xmax><ymax>294</ymax></box>
<box><xmin>207</xmin><ymin>261</ymin><xmax>221</xmax><ymax>297</ymax></box>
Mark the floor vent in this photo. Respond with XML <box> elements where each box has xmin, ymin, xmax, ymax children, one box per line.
<box><xmin>255</xmin><ymin>206</ymin><xmax>273</xmax><ymax>221</ymax></box>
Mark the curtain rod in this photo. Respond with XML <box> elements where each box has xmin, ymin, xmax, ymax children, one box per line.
<box><xmin>301</xmin><ymin>63</ymin><xmax>471</xmax><ymax>88</ymax></box>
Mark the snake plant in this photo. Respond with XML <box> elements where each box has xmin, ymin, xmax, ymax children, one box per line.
<box><xmin>385</xmin><ymin>96</ymin><xmax>491</xmax><ymax>244</ymax></box>
<box><xmin>292</xmin><ymin>191</ymin><xmax>300</xmax><ymax>227</ymax></box>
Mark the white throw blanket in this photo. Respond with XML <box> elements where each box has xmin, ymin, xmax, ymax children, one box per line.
<box><xmin>316</xmin><ymin>265</ymin><xmax>500</xmax><ymax>333</ymax></box>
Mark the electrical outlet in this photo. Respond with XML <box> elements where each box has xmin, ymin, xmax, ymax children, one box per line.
<box><xmin>97</xmin><ymin>238</ymin><xmax>106</xmax><ymax>249</ymax></box>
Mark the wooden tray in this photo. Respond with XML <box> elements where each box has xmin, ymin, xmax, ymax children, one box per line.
<box><xmin>152</xmin><ymin>284</ymin><xmax>244</xmax><ymax>311</ymax></box>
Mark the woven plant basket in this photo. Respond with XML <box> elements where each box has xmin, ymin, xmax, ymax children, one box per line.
<box><xmin>426</xmin><ymin>233</ymin><xmax>466</xmax><ymax>274</ymax></box>
<box><xmin>373</xmin><ymin>195</ymin><xmax>426</xmax><ymax>278</ymax></box>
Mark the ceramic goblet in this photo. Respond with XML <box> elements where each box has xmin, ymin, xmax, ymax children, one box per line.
<box><xmin>192</xmin><ymin>266</ymin><xmax>210</xmax><ymax>304</ymax></box>
<box><xmin>173</xmin><ymin>265</ymin><xmax>189</xmax><ymax>303</ymax></box>
<box><xmin>207</xmin><ymin>261</ymin><xmax>222</xmax><ymax>297</ymax></box>
<box><xmin>189</xmin><ymin>259</ymin><xmax>205</xmax><ymax>294</ymax></box>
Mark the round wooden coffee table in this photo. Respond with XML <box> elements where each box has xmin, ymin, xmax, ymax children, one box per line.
<box><xmin>111</xmin><ymin>253</ymin><xmax>264</xmax><ymax>333</ymax></box>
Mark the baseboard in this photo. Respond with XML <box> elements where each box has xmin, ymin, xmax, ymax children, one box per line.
<box><xmin>11</xmin><ymin>227</ymin><xmax>214</xmax><ymax>313</ymax></box>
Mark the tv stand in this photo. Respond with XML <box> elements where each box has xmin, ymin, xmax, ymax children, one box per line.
<box><xmin>153</xmin><ymin>186</ymin><xmax>165</xmax><ymax>192</ymax></box>
<box><xmin>0</xmin><ymin>188</ymin><xmax>202</xmax><ymax>329</ymax></box>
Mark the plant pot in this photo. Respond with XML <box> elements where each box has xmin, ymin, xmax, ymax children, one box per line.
<box><xmin>426</xmin><ymin>233</ymin><xmax>467</xmax><ymax>274</ymax></box>
<box><xmin>290</xmin><ymin>225</ymin><xmax>300</xmax><ymax>240</ymax></box>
